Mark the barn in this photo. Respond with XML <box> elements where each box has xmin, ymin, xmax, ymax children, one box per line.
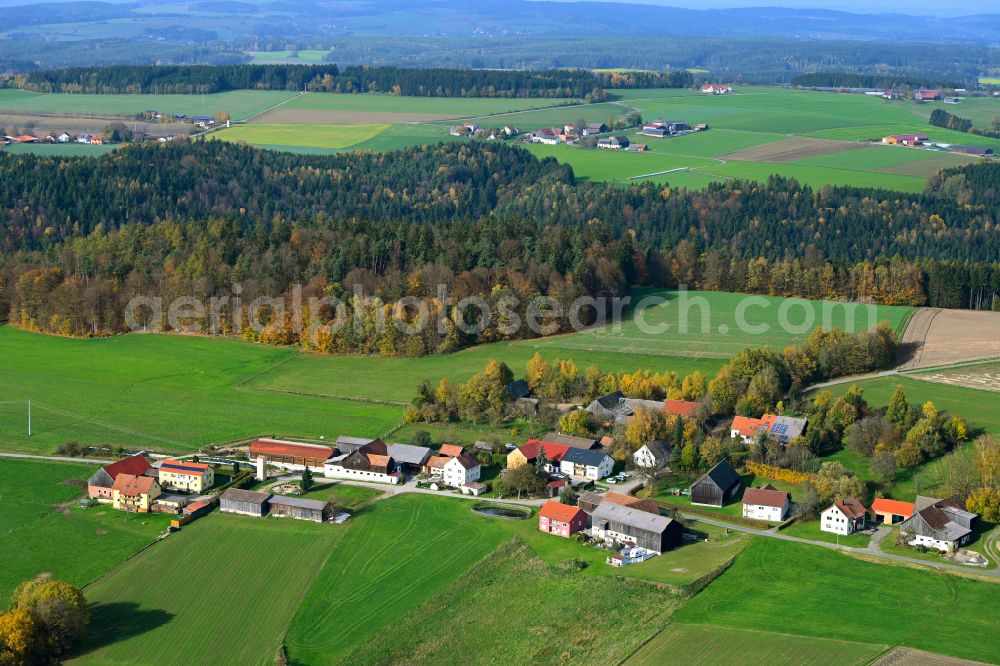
<box><xmin>689</xmin><ymin>459</ymin><xmax>742</xmax><ymax>507</ymax></box>
<box><xmin>268</xmin><ymin>495</ymin><xmax>329</xmax><ymax>523</ymax></box>
<box><xmin>248</xmin><ymin>439</ymin><xmax>333</xmax><ymax>473</ymax></box>
<box><xmin>220</xmin><ymin>488</ymin><xmax>271</xmax><ymax>517</ymax></box>
<box><xmin>591</xmin><ymin>502</ymin><xmax>682</xmax><ymax>554</ymax></box>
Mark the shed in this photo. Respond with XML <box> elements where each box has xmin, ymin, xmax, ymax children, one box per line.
<box><xmin>220</xmin><ymin>488</ymin><xmax>271</xmax><ymax>517</ymax></box>
<box><xmin>269</xmin><ymin>495</ymin><xmax>329</xmax><ymax>523</ymax></box>
<box><xmin>689</xmin><ymin>459</ymin><xmax>742</xmax><ymax>507</ymax></box>
<box><xmin>591</xmin><ymin>502</ymin><xmax>681</xmax><ymax>553</ymax></box>
<box><xmin>541</xmin><ymin>432</ymin><xmax>600</xmax><ymax>450</ymax></box>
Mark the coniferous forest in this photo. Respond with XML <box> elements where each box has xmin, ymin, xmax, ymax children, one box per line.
<box><xmin>0</xmin><ymin>141</ymin><xmax>997</xmax><ymax>347</ymax></box>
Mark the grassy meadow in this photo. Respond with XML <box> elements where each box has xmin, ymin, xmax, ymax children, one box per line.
<box><xmin>0</xmin><ymin>458</ymin><xmax>171</xmax><ymax>604</ymax></box>
<box><xmin>72</xmin><ymin>514</ymin><xmax>344</xmax><ymax>666</ymax></box>
<box><xmin>214</xmin><ymin>123</ymin><xmax>390</xmax><ymax>149</ymax></box>
<box><xmin>277</xmin><ymin>92</ymin><xmax>575</xmax><ymax>117</ymax></box>
<box><xmin>673</xmin><ymin>537</ymin><xmax>1000</xmax><ymax>663</ymax></box>
<box><xmin>0</xmin><ymin>89</ymin><xmax>299</xmax><ymax>121</ymax></box>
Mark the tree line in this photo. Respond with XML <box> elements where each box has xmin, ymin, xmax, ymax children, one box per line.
<box><xmin>1</xmin><ymin>141</ymin><xmax>999</xmax><ymax>342</ymax></box>
<box><xmin>791</xmin><ymin>72</ymin><xmax>964</xmax><ymax>90</ymax></box>
<box><xmin>0</xmin><ymin>64</ymin><xmax>618</xmax><ymax>98</ymax></box>
<box><xmin>930</xmin><ymin>108</ymin><xmax>1000</xmax><ymax>140</ymax></box>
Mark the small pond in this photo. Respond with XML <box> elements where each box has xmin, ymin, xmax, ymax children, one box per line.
<box><xmin>472</xmin><ymin>503</ymin><xmax>531</xmax><ymax>519</ymax></box>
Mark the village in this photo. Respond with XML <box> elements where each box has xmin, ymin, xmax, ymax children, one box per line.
<box><xmin>81</xmin><ymin>384</ymin><xmax>987</xmax><ymax>574</ymax></box>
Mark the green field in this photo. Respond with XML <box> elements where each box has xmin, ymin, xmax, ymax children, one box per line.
<box><xmin>248</xmin><ymin>50</ymin><xmax>330</xmax><ymax>64</ymax></box>
<box><xmin>0</xmin><ymin>326</ymin><xmax>401</xmax><ymax>455</ymax></box>
<box><xmin>0</xmin><ymin>458</ymin><xmax>171</xmax><ymax>604</ymax></box>
<box><xmin>905</xmin><ymin>97</ymin><xmax>1000</xmax><ymax>131</ymax></box>
<box><xmin>681</xmin><ymin>160</ymin><xmax>926</xmax><ymax>193</ymax></box>
<box><xmin>343</xmin><ymin>537</ymin><xmax>682</xmax><ymax>665</ymax></box>
<box><xmin>72</xmin><ymin>514</ymin><xmax>343</xmax><ymax>666</ymax></box>
<box><xmin>673</xmin><ymin>538</ymin><xmax>1000</xmax><ymax>663</ymax></box>
<box><xmin>629</xmin><ymin>623</ymin><xmax>884</xmax><ymax>666</ymax></box>
<box><xmin>525</xmin><ymin>142</ymin><xmax>720</xmax><ymax>183</ymax></box>
<box><xmin>0</xmin><ymin>89</ymin><xmax>299</xmax><ymax>121</ymax></box>
<box><xmin>277</xmin><ymin>92</ymin><xmax>575</xmax><ymax>117</ymax></box>
<box><xmin>214</xmin><ymin>123</ymin><xmax>390</xmax><ymax>149</ymax></box>
<box><xmin>284</xmin><ymin>494</ymin><xmax>510</xmax><ymax>664</ymax></box>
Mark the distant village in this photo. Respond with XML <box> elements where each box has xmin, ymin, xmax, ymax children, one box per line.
<box><xmin>0</xmin><ymin>110</ymin><xmax>224</xmax><ymax>148</ymax></box>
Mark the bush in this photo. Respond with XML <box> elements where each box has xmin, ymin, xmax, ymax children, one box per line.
<box><xmin>745</xmin><ymin>461</ymin><xmax>815</xmax><ymax>485</ymax></box>
<box><xmin>556</xmin><ymin>558</ymin><xmax>588</xmax><ymax>573</ymax></box>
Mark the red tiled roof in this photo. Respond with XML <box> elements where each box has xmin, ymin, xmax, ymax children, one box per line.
<box><xmin>664</xmin><ymin>399</ymin><xmax>700</xmax><ymax>418</ymax></box>
<box><xmin>249</xmin><ymin>438</ymin><xmax>333</xmax><ymax>460</ymax></box>
<box><xmin>742</xmin><ymin>486</ymin><xmax>789</xmax><ymax>508</ymax></box>
<box><xmin>427</xmin><ymin>455</ymin><xmax>450</xmax><ymax>469</ymax></box>
<box><xmin>161</xmin><ymin>459</ymin><xmax>210</xmax><ymax>476</ymax></box>
<box><xmin>439</xmin><ymin>444</ymin><xmax>465</xmax><ymax>457</ymax></box>
<box><xmin>539</xmin><ymin>501</ymin><xmax>585</xmax><ymax>523</ymax></box>
<box><xmin>367</xmin><ymin>454</ymin><xmax>391</xmax><ymax>468</ymax></box>
<box><xmin>102</xmin><ymin>455</ymin><xmax>152</xmax><ymax>481</ymax></box>
<box><xmin>871</xmin><ymin>498</ymin><xmax>915</xmax><ymax>518</ymax></box>
<box><xmin>730</xmin><ymin>415</ymin><xmax>765</xmax><ymax>438</ymax></box>
<box><xmin>601</xmin><ymin>491</ymin><xmax>660</xmax><ymax>515</ymax></box>
<box><xmin>834</xmin><ymin>497</ymin><xmax>866</xmax><ymax>519</ymax></box>
<box><xmin>112</xmin><ymin>473</ymin><xmax>157</xmax><ymax>496</ymax></box>
<box><xmin>520</xmin><ymin>440</ymin><xmax>571</xmax><ymax>462</ymax></box>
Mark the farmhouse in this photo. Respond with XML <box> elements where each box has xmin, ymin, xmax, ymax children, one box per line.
<box><xmin>591</xmin><ymin>502</ymin><xmax>681</xmax><ymax>554</ymax></box>
<box><xmin>820</xmin><ymin>497</ymin><xmax>866</xmax><ymax>535</ymax></box>
<box><xmin>915</xmin><ymin>89</ymin><xmax>942</xmax><ymax>101</ymax></box>
<box><xmin>249</xmin><ymin>438</ymin><xmax>334</xmax><ymax>473</ymax></box>
<box><xmin>730</xmin><ymin>414</ymin><xmax>806</xmax><ymax>444</ymax></box>
<box><xmin>559</xmin><ymin>448</ymin><xmax>614</xmax><ymax>480</ymax></box>
<box><xmin>870</xmin><ymin>497</ymin><xmax>915</xmax><ymax>525</ymax></box>
<box><xmin>951</xmin><ymin>145</ymin><xmax>993</xmax><ymax>157</ymax></box>
<box><xmin>898</xmin><ymin>496</ymin><xmax>977</xmax><ymax>552</ymax></box>
<box><xmin>586</xmin><ymin>391</ymin><xmax>631</xmax><ymax>421</ymax></box>
<box><xmin>88</xmin><ymin>454</ymin><xmax>153</xmax><ymax>502</ymax></box>
<box><xmin>432</xmin><ymin>453</ymin><xmax>482</xmax><ymax>488</ymax></box>
<box><xmin>158</xmin><ymin>459</ymin><xmax>214</xmax><ymax>493</ymax></box>
<box><xmin>325</xmin><ymin>440</ymin><xmax>400</xmax><ymax>484</ymax></box>
<box><xmin>700</xmin><ymin>84</ymin><xmax>733</xmax><ymax>94</ymax></box>
<box><xmin>582</xmin><ymin>123</ymin><xmax>607</xmax><ymax>136</ymax></box>
<box><xmin>538</xmin><ymin>500</ymin><xmax>589</xmax><ymax>537</ymax></box>
<box><xmin>597</xmin><ymin>136</ymin><xmax>629</xmax><ymax>150</ymax></box>
<box><xmin>633</xmin><ymin>440</ymin><xmax>670</xmax><ymax>469</ymax></box>
<box><xmin>111</xmin><ymin>473</ymin><xmax>161</xmax><ymax>513</ymax></box>
<box><xmin>220</xmin><ymin>488</ymin><xmax>271</xmax><ymax>517</ymax></box>
<box><xmin>664</xmin><ymin>399</ymin><xmax>700</xmax><ymax>419</ymax></box>
<box><xmin>741</xmin><ymin>484</ymin><xmax>790</xmax><ymax>522</ymax></box>
<box><xmin>689</xmin><ymin>459</ymin><xmax>742</xmax><ymax>507</ymax></box>
<box><xmin>626</xmin><ymin>143</ymin><xmax>648</xmax><ymax>152</ymax></box>
<box><xmin>268</xmin><ymin>495</ymin><xmax>329</xmax><ymax>523</ymax></box>
<box><xmin>507</xmin><ymin>440</ymin><xmax>570</xmax><ymax>471</ymax></box>
<box><xmin>386</xmin><ymin>443</ymin><xmax>432</xmax><ymax>470</ymax></box>
<box><xmin>541</xmin><ymin>432</ymin><xmax>600</xmax><ymax>450</ymax></box>
<box><xmin>883</xmin><ymin>134</ymin><xmax>928</xmax><ymax>146</ymax></box>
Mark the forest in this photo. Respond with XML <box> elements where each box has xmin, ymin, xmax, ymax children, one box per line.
<box><xmin>0</xmin><ymin>64</ymin><xmax>650</xmax><ymax>97</ymax></box>
<box><xmin>0</xmin><ymin>141</ymin><xmax>998</xmax><ymax>345</ymax></box>
<box><xmin>791</xmin><ymin>72</ymin><xmax>963</xmax><ymax>90</ymax></box>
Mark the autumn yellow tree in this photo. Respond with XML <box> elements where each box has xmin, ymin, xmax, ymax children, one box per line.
<box><xmin>0</xmin><ymin>609</ymin><xmax>35</xmax><ymax>665</ymax></box>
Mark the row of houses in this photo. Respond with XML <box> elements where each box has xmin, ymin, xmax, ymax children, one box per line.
<box><xmin>248</xmin><ymin>437</ymin><xmax>484</xmax><ymax>492</ymax></box>
<box><xmin>822</xmin><ymin>495</ymin><xmax>978</xmax><ymax>552</ymax></box>
<box><xmin>507</xmin><ymin>439</ymin><xmax>614</xmax><ymax>481</ymax></box>
<box><xmin>2</xmin><ymin>133</ymin><xmax>106</xmax><ymax>145</ymax></box>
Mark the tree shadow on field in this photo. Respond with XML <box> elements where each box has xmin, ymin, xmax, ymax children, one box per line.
<box><xmin>895</xmin><ymin>340</ymin><xmax>922</xmax><ymax>366</ymax></box>
<box><xmin>73</xmin><ymin>602</ymin><xmax>174</xmax><ymax>655</ymax></box>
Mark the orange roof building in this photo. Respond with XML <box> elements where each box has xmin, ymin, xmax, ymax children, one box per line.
<box><xmin>664</xmin><ymin>399</ymin><xmax>700</xmax><ymax>419</ymax></box>
<box><xmin>439</xmin><ymin>444</ymin><xmax>465</xmax><ymax>458</ymax></box>
<box><xmin>538</xmin><ymin>501</ymin><xmax>589</xmax><ymax>537</ymax></box>
<box><xmin>871</xmin><ymin>498</ymin><xmax>915</xmax><ymax>525</ymax></box>
<box><xmin>249</xmin><ymin>438</ymin><xmax>333</xmax><ymax>471</ymax></box>
<box><xmin>111</xmin><ymin>473</ymin><xmax>161</xmax><ymax>512</ymax></box>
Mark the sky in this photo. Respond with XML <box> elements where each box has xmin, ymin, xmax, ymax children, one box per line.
<box><xmin>542</xmin><ymin>0</ymin><xmax>996</xmax><ymax>15</ymax></box>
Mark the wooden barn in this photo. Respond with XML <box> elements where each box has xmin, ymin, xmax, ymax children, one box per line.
<box><xmin>268</xmin><ymin>495</ymin><xmax>329</xmax><ymax>523</ymax></box>
<box><xmin>220</xmin><ymin>488</ymin><xmax>271</xmax><ymax>517</ymax></box>
<box><xmin>591</xmin><ymin>502</ymin><xmax>682</xmax><ymax>554</ymax></box>
<box><xmin>689</xmin><ymin>459</ymin><xmax>742</xmax><ymax>507</ymax></box>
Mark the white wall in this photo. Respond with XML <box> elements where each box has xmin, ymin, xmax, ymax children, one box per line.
<box><xmin>324</xmin><ymin>464</ymin><xmax>399</xmax><ymax>485</ymax></box>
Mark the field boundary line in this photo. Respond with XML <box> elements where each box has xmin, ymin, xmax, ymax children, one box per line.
<box><xmin>241</xmin><ymin>90</ymin><xmax>307</xmax><ymax>124</ymax></box>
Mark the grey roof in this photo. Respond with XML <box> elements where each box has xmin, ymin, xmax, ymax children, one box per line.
<box><xmin>268</xmin><ymin>495</ymin><xmax>328</xmax><ymax>511</ymax></box>
<box><xmin>592</xmin><ymin>502</ymin><xmax>673</xmax><ymax>534</ymax></box>
<box><xmin>541</xmin><ymin>433</ymin><xmax>599</xmax><ymax>450</ymax></box>
<box><xmin>578</xmin><ymin>491</ymin><xmax>603</xmax><ymax>507</ymax></box>
<box><xmin>155</xmin><ymin>493</ymin><xmax>188</xmax><ymax>504</ymax></box>
<box><xmin>694</xmin><ymin>459</ymin><xmax>741</xmax><ymax>492</ymax></box>
<box><xmin>473</xmin><ymin>441</ymin><xmax>494</xmax><ymax>451</ymax></box>
<box><xmin>506</xmin><ymin>379</ymin><xmax>531</xmax><ymax>400</ymax></box>
<box><xmin>641</xmin><ymin>441</ymin><xmax>669</xmax><ymax>462</ymax></box>
<box><xmin>562</xmin><ymin>448</ymin><xmax>610</xmax><ymax>467</ymax></box>
<box><xmin>337</xmin><ymin>435</ymin><xmax>376</xmax><ymax>446</ymax></box>
<box><xmin>220</xmin><ymin>488</ymin><xmax>271</xmax><ymax>505</ymax></box>
<box><xmin>595</xmin><ymin>391</ymin><xmax>625</xmax><ymax>409</ymax></box>
<box><xmin>387</xmin><ymin>443</ymin><xmax>431</xmax><ymax>466</ymax></box>
<box><xmin>767</xmin><ymin>415</ymin><xmax>807</xmax><ymax>443</ymax></box>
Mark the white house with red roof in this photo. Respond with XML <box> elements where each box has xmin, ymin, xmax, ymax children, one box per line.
<box><xmin>700</xmin><ymin>84</ymin><xmax>733</xmax><ymax>94</ymax></box>
<box><xmin>88</xmin><ymin>455</ymin><xmax>153</xmax><ymax>502</ymax></box>
<box><xmin>741</xmin><ymin>484</ymin><xmax>790</xmax><ymax>522</ymax></box>
<box><xmin>821</xmin><ymin>497</ymin><xmax>867</xmax><ymax>535</ymax></box>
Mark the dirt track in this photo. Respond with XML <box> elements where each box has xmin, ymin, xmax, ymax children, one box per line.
<box><xmin>252</xmin><ymin>109</ymin><xmax>460</xmax><ymax>124</ymax></box>
<box><xmin>898</xmin><ymin>307</ymin><xmax>1000</xmax><ymax>369</ymax></box>
<box><xmin>721</xmin><ymin>137</ymin><xmax>862</xmax><ymax>163</ymax></box>
<box><xmin>873</xmin><ymin>647</ymin><xmax>991</xmax><ymax>666</ymax></box>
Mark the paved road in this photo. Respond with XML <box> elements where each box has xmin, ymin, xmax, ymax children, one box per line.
<box><xmin>0</xmin><ymin>452</ymin><xmax>112</xmax><ymax>465</ymax></box>
<box><xmin>680</xmin><ymin>513</ymin><xmax>998</xmax><ymax>578</ymax></box>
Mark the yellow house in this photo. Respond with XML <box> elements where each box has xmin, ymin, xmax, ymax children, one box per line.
<box><xmin>158</xmin><ymin>459</ymin><xmax>215</xmax><ymax>493</ymax></box>
<box><xmin>111</xmin><ymin>473</ymin><xmax>161</xmax><ymax>513</ymax></box>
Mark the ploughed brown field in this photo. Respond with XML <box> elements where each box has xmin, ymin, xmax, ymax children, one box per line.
<box><xmin>899</xmin><ymin>308</ymin><xmax>1000</xmax><ymax>369</ymax></box>
<box><xmin>721</xmin><ymin>136</ymin><xmax>863</xmax><ymax>163</ymax></box>
<box><xmin>252</xmin><ymin>109</ymin><xmax>463</xmax><ymax>124</ymax></box>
